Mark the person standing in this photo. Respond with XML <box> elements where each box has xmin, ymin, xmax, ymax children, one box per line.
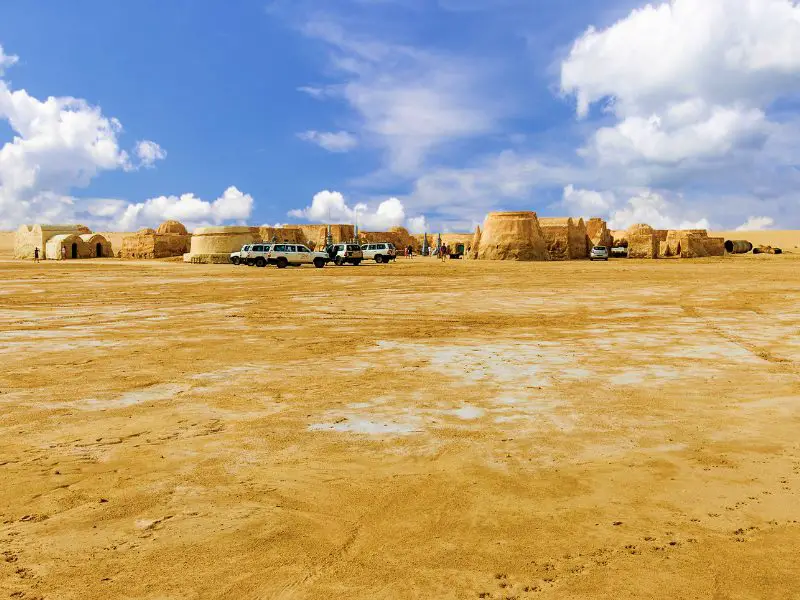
<box><xmin>61</xmin><ymin>245</ymin><xmax>67</xmax><ymax>260</ymax></box>
<box><xmin>34</xmin><ymin>247</ymin><xmax>40</xmax><ymax>263</ymax></box>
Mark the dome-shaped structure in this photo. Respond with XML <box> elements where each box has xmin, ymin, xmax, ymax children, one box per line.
<box><xmin>138</xmin><ymin>228</ymin><xmax>156</xmax><ymax>235</ymax></box>
<box><xmin>156</xmin><ymin>220</ymin><xmax>188</xmax><ymax>235</ymax></box>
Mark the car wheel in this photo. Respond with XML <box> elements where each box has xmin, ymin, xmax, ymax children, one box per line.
<box><xmin>276</xmin><ymin>257</ymin><xmax>288</xmax><ymax>269</ymax></box>
<box><xmin>374</xmin><ymin>255</ymin><xmax>383</xmax><ymax>264</ymax></box>
<box><xmin>255</xmin><ymin>257</ymin><xmax>266</xmax><ymax>268</ymax></box>
<box><xmin>246</xmin><ymin>259</ymin><xmax>254</xmax><ymax>266</ymax></box>
<box><xmin>352</xmin><ymin>259</ymin><xmax>361</xmax><ymax>266</ymax></box>
<box><xmin>334</xmin><ymin>256</ymin><xmax>343</xmax><ymax>266</ymax></box>
<box><xmin>313</xmin><ymin>257</ymin><xmax>326</xmax><ymax>268</ymax></box>
<box><xmin>231</xmin><ymin>256</ymin><xmax>240</xmax><ymax>265</ymax></box>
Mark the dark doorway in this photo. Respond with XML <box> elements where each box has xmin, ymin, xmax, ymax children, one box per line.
<box><xmin>71</xmin><ymin>243</ymin><xmax>78</xmax><ymax>259</ymax></box>
<box><xmin>96</xmin><ymin>243</ymin><xmax>102</xmax><ymax>257</ymax></box>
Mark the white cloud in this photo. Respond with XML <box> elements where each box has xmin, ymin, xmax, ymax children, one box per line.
<box><xmin>737</xmin><ymin>216</ymin><xmax>775</xmax><ymax>231</ymax></box>
<box><xmin>300</xmin><ymin>20</ymin><xmax>500</xmax><ymax>174</ymax></box>
<box><xmin>135</xmin><ymin>140</ymin><xmax>167</xmax><ymax>168</ymax></box>
<box><xmin>561</xmin><ymin>0</ymin><xmax>800</xmax><ymax>119</ymax></box>
<box><xmin>116</xmin><ymin>186</ymin><xmax>254</xmax><ymax>231</ymax></box>
<box><xmin>297</xmin><ymin>130</ymin><xmax>358</xmax><ymax>152</ymax></box>
<box><xmin>297</xmin><ymin>85</ymin><xmax>329</xmax><ymax>99</ymax></box>
<box><xmin>288</xmin><ymin>189</ymin><xmax>424</xmax><ymax>231</ymax></box>
<box><xmin>607</xmin><ymin>189</ymin><xmax>710</xmax><ymax>231</ymax></box>
<box><xmin>562</xmin><ymin>184</ymin><xmax>613</xmax><ymax>215</ymax></box>
<box><xmin>0</xmin><ymin>45</ymin><xmax>18</xmax><ymax>74</ymax></box>
<box><xmin>406</xmin><ymin>215</ymin><xmax>429</xmax><ymax>234</ymax></box>
<box><xmin>561</xmin><ymin>0</ymin><xmax>800</xmax><ymax>176</ymax></box>
<box><xmin>0</xmin><ymin>43</ymin><xmax>167</xmax><ymax>229</ymax></box>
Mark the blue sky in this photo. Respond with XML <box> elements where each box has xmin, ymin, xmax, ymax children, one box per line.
<box><xmin>1</xmin><ymin>0</ymin><xmax>799</xmax><ymax>232</ymax></box>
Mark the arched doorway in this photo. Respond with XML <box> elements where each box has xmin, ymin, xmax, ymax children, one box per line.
<box><xmin>96</xmin><ymin>243</ymin><xmax>103</xmax><ymax>257</ymax></box>
<box><xmin>71</xmin><ymin>243</ymin><xmax>78</xmax><ymax>259</ymax></box>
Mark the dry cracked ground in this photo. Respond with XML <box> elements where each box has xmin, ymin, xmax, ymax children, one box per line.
<box><xmin>1</xmin><ymin>256</ymin><xmax>799</xmax><ymax>600</ymax></box>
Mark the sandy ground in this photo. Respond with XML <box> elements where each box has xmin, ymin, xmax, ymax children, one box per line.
<box><xmin>711</xmin><ymin>231</ymin><xmax>800</xmax><ymax>252</ymax></box>
<box><xmin>1</xmin><ymin>255</ymin><xmax>799</xmax><ymax>600</ymax></box>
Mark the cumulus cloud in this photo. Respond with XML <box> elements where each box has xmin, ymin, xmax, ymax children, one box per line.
<box><xmin>561</xmin><ymin>0</ymin><xmax>800</xmax><ymax>119</ymax></box>
<box><xmin>607</xmin><ymin>190</ymin><xmax>710</xmax><ymax>231</ymax></box>
<box><xmin>737</xmin><ymin>216</ymin><xmax>775</xmax><ymax>231</ymax></box>
<box><xmin>561</xmin><ymin>0</ymin><xmax>800</xmax><ymax>177</ymax></box>
<box><xmin>297</xmin><ymin>130</ymin><xmax>358</xmax><ymax>152</ymax></box>
<box><xmin>288</xmin><ymin>189</ymin><xmax>424</xmax><ymax>231</ymax></box>
<box><xmin>116</xmin><ymin>186</ymin><xmax>254</xmax><ymax>231</ymax></box>
<box><xmin>562</xmin><ymin>184</ymin><xmax>614</xmax><ymax>215</ymax></box>
<box><xmin>0</xmin><ymin>43</ymin><xmax>167</xmax><ymax>229</ymax></box>
<box><xmin>135</xmin><ymin>140</ymin><xmax>167</xmax><ymax>167</ymax></box>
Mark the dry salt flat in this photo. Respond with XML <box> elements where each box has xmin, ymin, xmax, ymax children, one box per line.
<box><xmin>0</xmin><ymin>255</ymin><xmax>799</xmax><ymax>599</ymax></box>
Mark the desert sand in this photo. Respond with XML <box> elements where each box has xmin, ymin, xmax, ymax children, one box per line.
<box><xmin>1</xmin><ymin>254</ymin><xmax>799</xmax><ymax>599</ymax></box>
<box><xmin>711</xmin><ymin>231</ymin><xmax>800</xmax><ymax>252</ymax></box>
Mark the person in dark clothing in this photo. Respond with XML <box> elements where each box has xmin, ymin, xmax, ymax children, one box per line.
<box><xmin>34</xmin><ymin>247</ymin><xmax>40</xmax><ymax>263</ymax></box>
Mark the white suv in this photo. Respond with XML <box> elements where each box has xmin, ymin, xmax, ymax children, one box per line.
<box><xmin>246</xmin><ymin>243</ymin><xmax>275</xmax><ymax>267</ymax></box>
<box><xmin>327</xmin><ymin>243</ymin><xmax>363</xmax><ymax>266</ymax></box>
<box><xmin>268</xmin><ymin>244</ymin><xmax>329</xmax><ymax>268</ymax></box>
<box><xmin>230</xmin><ymin>244</ymin><xmax>253</xmax><ymax>266</ymax></box>
<box><xmin>361</xmin><ymin>242</ymin><xmax>396</xmax><ymax>264</ymax></box>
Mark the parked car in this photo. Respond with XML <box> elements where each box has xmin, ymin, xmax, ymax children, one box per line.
<box><xmin>268</xmin><ymin>243</ymin><xmax>329</xmax><ymax>268</ymax></box>
<box><xmin>361</xmin><ymin>242</ymin><xmax>396</xmax><ymax>264</ymax></box>
<box><xmin>590</xmin><ymin>246</ymin><xmax>610</xmax><ymax>261</ymax></box>
<box><xmin>246</xmin><ymin>243</ymin><xmax>275</xmax><ymax>267</ymax></box>
<box><xmin>230</xmin><ymin>244</ymin><xmax>253</xmax><ymax>265</ymax></box>
<box><xmin>327</xmin><ymin>243</ymin><xmax>363</xmax><ymax>266</ymax></box>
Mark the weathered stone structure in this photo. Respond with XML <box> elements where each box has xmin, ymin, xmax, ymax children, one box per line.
<box><xmin>15</xmin><ymin>224</ymin><xmax>111</xmax><ymax>260</ymax></box>
<box><xmin>121</xmin><ymin>221</ymin><xmax>192</xmax><ymax>259</ymax></box>
<box><xmin>477</xmin><ymin>211</ymin><xmax>549</xmax><ymax>261</ymax></box>
<box><xmin>538</xmin><ymin>217</ymin><xmax>589</xmax><ymax>260</ymax></box>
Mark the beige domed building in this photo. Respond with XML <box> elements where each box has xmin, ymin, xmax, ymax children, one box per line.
<box><xmin>121</xmin><ymin>220</ymin><xmax>192</xmax><ymax>259</ymax></box>
<box><xmin>15</xmin><ymin>224</ymin><xmax>112</xmax><ymax>260</ymax></box>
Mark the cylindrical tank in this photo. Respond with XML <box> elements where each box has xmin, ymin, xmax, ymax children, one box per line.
<box><xmin>724</xmin><ymin>240</ymin><xmax>753</xmax><ymax>254</ymax></box>
<box><xmin>477</xmin><ymin>211</ymin><xmax>549</xmax><ymax>261</ymax></box>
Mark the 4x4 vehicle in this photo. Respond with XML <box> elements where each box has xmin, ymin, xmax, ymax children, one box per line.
<box><xmin>230</xmin><ymin>244</ymin><xmax>253</xmax><ymax>265</ymax></box>
<box><xmin>268</xmin><ymin>244</ymin><xmax>329</xmax><ymax>268</ymax></box>
<box><xmin>327</xmin><ymin>243</ymin><xmax>363</xmax><ymax>266</ymax></box>
<box><xmin>361</xmin><ymin>242</ymin><xmax>396</xmax><ymax>264</ymax></box>
<box><xmin>245</xmin><ymin>243</ymin><xmax>275</xmax><ymax>267</ymax></box>
<box><xmin>590</xmin><ymin>246</ymin><xmax>609</xmax><ymax>261</ymax></box>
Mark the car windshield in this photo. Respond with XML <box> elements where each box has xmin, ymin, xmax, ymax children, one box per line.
<box><xmin>593</xmin><ymin>247</ymin><xmax>606</xmax><ymax>251</ymax></box>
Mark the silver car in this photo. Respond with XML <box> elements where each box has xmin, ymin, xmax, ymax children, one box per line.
<box><xmin>590</xmin><ymin>246</ymin><xmax>609</xmax><ymax>261</ymax></box>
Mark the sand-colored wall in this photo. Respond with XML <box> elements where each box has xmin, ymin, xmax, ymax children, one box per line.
<box><xmin>362</xmin><ymin>227</ymin><xmax>419</xmax><ymax>251</ymax></box>
<box><xmin>477</xmin><ymin>211</ymin><xmax>549</xmax><ymax>261</ymax></box>
<box><xmin>15</xmin><ymin>224</ymin><xmax>88</xmax><ymax>259</ymax></box>
<box><xmin>539</xmin><ymin>217</ymin><xmax>588</xmax><ymax>260</ymax></box>
<box><xmin>188</xmin><ymin>226</ymin><xmax>258</xmax><ymax>255</ymax></box>
<box><xmin>586</xmin><ymin>218</ymin><xmax>613</xmax><ymax>248</ymax></box>
<box><xmin>121</xmin><ymin>231</ymin><xmax>191</xmax><ymax>259</ymax></box>
<box><xmin>0</xmin><ymin>232</ymin><xmax>14</xmax><ymax>258</ymax></box>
